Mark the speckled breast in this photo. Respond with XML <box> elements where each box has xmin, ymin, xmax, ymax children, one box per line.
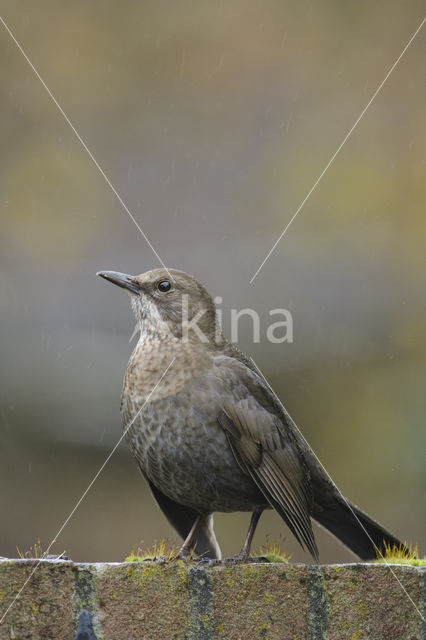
<box><xmin>121</xmin><ymin>370</ymin><xmax>264</xmax><ymax>514</ymax></box>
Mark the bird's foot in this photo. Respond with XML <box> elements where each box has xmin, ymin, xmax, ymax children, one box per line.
<box><xmin>223</xmin><ymin>549</ymin><xmax>251</xmax><ymax>565</ymax></box>
<box><xmin>171</xmin><ymin>546</ymin><xmax>194</xmax><ymax>563</ymax></box>
<box><xmin>172</xmin><ymin>549</ymin><xmax>222</xmax><ymax>565</ymax></box>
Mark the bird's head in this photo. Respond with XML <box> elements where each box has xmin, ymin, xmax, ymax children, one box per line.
<box><xmin>97</xmin><ymin>268</ymin><xmax>223</xmax><ymax>345</ymax></box>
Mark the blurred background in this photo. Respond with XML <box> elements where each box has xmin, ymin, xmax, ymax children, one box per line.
<box><xmin>0</xmin><ymin>1</ymin><xmax>425</xmax><ymax>564</ymax></box>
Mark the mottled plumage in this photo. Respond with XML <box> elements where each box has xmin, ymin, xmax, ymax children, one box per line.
<box><xmin>98</xmin><ymin>267</ymin><xmax>405</xmax><ymax>561</ymax></box>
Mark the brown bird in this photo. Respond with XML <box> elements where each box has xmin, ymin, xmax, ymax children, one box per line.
<box><xmin>97</xmin><ymin>267</ymin><xmax>405</xmax><ymax>561</ymax></box>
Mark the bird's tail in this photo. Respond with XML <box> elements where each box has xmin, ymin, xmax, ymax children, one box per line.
<box><xmin>311</xmin><ymin>489</ymin><xmax>405</xmax><ymax>560</ymax></box>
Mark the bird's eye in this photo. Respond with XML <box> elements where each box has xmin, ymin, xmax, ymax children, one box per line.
<box><xmin>157</xmin><ymin>280</ymin><xmax>171</xmax><ymax>293</ymax></box>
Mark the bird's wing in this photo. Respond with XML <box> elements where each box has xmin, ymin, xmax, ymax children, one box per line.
<box><xmin>214</xmin><ymin>355</ymin><xmax>318</xmax><ymax>560</ymax></box>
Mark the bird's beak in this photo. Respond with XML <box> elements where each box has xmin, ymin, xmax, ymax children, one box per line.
<box><xmin>97</xmin><ymin>271</ymin><xmax>140</xmax><ymax>295</ymax></box>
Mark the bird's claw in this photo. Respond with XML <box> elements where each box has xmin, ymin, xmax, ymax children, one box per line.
<box><xmin>171</xmin><ymin>547</ymin><xmax>193</xmax><ymax>562</ymax></box>
<box><xmin>223</xmin><ymin>550</ymin><xmax>250</xmax><ymax>565</ymax></box>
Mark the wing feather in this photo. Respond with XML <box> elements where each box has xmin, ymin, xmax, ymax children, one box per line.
<box><xmin>216</xmin><ymin>357</ymin><xmax>319</xmax><ymax>560</ymax></box>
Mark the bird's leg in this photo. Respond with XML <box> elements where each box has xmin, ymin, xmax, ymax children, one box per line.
<box><xmin>174</xmin><ymin>514</ymin><xmax>204</xmax><ymax>560</ymax></box>
<box><xmin>239</xmin><ymin>508</ymin><xmax>263</xmax><ymax>558</ymax></box>
<box><xmin>225</xmin><ymin>508</ymin><xmax>263</xmax><ymax>564</ymax></box>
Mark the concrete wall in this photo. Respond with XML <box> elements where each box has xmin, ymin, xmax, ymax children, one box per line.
<box><xmin>0</xmin><ymin>559</ymin><xmax>424</xmax><ymax>639</ymax></box>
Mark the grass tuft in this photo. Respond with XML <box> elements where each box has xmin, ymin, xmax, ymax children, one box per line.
<box><xmin>125</xmin><ymin>539</ymin><xmax>178</xmax><ymax>562</ymax></box>
<box><xmin>373</xmin><ymin>542</ymin><xmax>426</xmax><ymax>566</ymax></box>
<box><xmin>254</xmin><ymin>541</ymin><xmax>291</xmax><ymax>563</ymax></box>
<box><xmin>16</xmin><ymin>539</ymin><xmax>44</xmax><ymax>559</ymax></box>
